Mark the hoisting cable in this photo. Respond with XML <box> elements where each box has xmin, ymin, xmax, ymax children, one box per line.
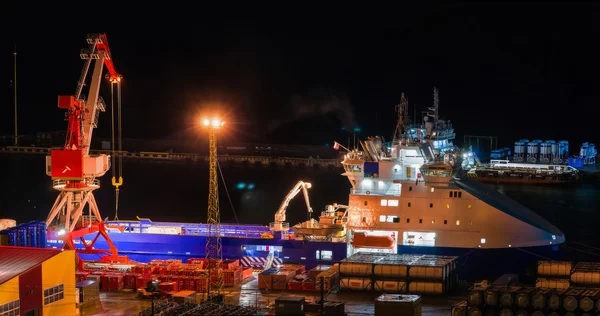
<box><xmin>111</xmin><ymin>80</ymin><xmax>123</xmax><ymax>219</ymax></box>
<box><xmin>110</xmin><ymin>83</ymin><xmax>118</xmax><ymax>220</ymax></box>
<box><xmin>217</xmin><ymin>159</ymin><xmax>239</xmax><ymax>224</ymax></box>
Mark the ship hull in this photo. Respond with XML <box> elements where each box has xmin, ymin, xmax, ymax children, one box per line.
<box><xmin>470</xmin><ymin>175</ymin><xmax>575</xmax><ymax>185</ymax></box>
<box><xmin>47</xmin><ymin>229</ymin><xmax>560</xmax><ymax>281</ymax></box>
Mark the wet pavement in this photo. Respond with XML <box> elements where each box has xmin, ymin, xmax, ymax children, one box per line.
<box><xmin>79</xmin><ymin>272</ymin><xmax>466</xmax><ymax>315</ymax></box>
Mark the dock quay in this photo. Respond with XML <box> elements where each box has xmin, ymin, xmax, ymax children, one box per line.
<box><xmin>0</xmin><ymin>146</ymin><xmax>342</xmax><ymax>169</ymax></box>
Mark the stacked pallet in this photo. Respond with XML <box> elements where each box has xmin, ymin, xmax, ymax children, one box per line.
<box><xmin>81</xmin><ymin>258</ymin><xmax>252</xmax><ymax>294</ymax></box>
<box><xmin>338</xmin><ymin>252</ymin><xmax>458</xmax><ymax>295</ymax></box>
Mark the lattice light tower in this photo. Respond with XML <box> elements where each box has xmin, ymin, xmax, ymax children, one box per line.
<box><xmin>202</xmin><ymin>117</ymin><xmax>225</xmax><ymax>296</ymax></box>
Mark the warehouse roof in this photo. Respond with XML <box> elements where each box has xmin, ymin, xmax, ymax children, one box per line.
<box><xmin>0</xmin><ymin>246</ymin><xmax>62</xmax><ymax>286</ymax></box>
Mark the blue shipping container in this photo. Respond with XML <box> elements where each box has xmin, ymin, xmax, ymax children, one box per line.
<box><xmin>26</xmin><ymin>224</ymin><xmax>37</xmax><ymax>247</ymax></box>
<box><xmin>7</xmin><ymin>230</ymin><xmax>17</xmax><ymax>246</ymax></box>
<box><xmin>568</xmin><ymin>157</ymin><xmax>584</xmax><ymax>169</ymax></box>
<box><xmin>16</xmin><ymin>226</ymin><xmax>27</xmax><ymax>247</ymax></box>
<box><xmin>36</xmin><ymin>222</ymin><xmax>47</xmax><ymax>248</ymax></box>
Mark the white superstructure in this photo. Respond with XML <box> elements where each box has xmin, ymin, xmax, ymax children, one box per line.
<box><xmin>340</xmin><ymin>89</ymin><xmax>565</xmax><ymax>251</ymax></box>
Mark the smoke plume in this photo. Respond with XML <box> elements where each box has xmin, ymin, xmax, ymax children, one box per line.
<box><xmin>267</xmin><ymin>90</ymin><xmax>357</xmax><ymax>133</ymax></box>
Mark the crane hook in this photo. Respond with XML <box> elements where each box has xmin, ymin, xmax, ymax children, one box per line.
<box><xmin>111</xmin><ymin>176</ymin><xmax>123</xmax><ymax>189</ymax></box>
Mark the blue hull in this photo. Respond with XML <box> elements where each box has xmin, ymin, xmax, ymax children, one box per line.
<box><xmin>46</xmin><ymin>229</ymin><xmax>561</xmax><ymax>282</ymax></box>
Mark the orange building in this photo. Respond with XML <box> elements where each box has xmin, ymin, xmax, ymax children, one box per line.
<box><xmin>0</xmin><ymin>246</ymin><xmax>75</xmax><ymax>315</ymax></box>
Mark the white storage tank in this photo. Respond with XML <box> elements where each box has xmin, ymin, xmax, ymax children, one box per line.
<box><xmin>558</xmin><ymin>140</ymin><xmax>569</xmax><ymax>159</ymax></box>
<box><xmin>571</xmin><ymin>270</ymin><xmax>600</xmax><ymax>286</ymax></box>
<box><xmin>537</xmin><ymin>261</ymin><xmax>573</xmax><ymax>277</ymax></box>
<box><xmin>408</xmin><ymin>259</ymin><xmax>451</xmax><ymax>280</ymax></box>
<box><xmin>340</xmin><ymin>263</ymin><xmax>372</xmax><ymax>277</ymax></box>
<box><xmin>527</xmin><ymin>140</ymin><xmax>542</xmax><ymax>163</ymax></box>
<box><xmin>340</xmin><ymin>277</ymin><xmax>372</xmax><ymax>291</ymax></box>
<box><xmin>408</xmin><ymin>281</ymin><xmax>444</xmax><ymax>294</ymax></box>
<box><xmin>535</xmin><ymin>278</ymin><xmax>570</xmax><ymax>289</ymax></box>
<box><xmin>539</xmin><ymin>141</ymin><xmax>552</xmax><ymax>163</ymax></box>
<box><xmin>374</xmin><ymin>280</ymin><xmax>407</xmax><ymax>293</ymax></box>
<box><xmin>0</xmin><ymin>219</ymin><xmax>17</xmax><ymax>230</ymax></box>
<box><xmin>373</xmin><ymin>263</ymin><xmax>408</xmax><ymax>278</ymax></box>
<box><xmin>514</xmin><ymin>141</ymin><xmax>526</xmax><ymax>162</ymax></box>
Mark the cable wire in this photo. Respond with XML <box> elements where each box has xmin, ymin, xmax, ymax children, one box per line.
<box><xmin>217</xmin><ymin>159</ymin><xmax>239</xmax><ymax>224</ymax></box>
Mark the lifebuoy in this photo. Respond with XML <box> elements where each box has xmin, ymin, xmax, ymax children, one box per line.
<box><xmin>366</xmin><ymin>190</ymin><xmax>371</xmax><ymax>195</ymax></box>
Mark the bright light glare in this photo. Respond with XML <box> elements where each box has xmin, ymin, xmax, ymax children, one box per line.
<box><xmin>58</xmin><ymin>229</ymin><xmax>66</xmax><ymax>236</ymax></box>
<box><xmin>201</xmin><ymin>117</ymin><xmax>225</xmax><ymax>128</ymax></box>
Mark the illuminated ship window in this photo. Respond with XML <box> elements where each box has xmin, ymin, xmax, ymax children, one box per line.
<box><xmin>321</xmin><ymin>250</ymin><xmax>333</xmax><ymax>260</ymax></box>
<box><xmin>481</xmin><ymin>238</ymin><xmax>486</xmax><ymax>244</ymax></box>
<box><xmin>388</xmin><ymin>200</ymin><xmax>399</xmax><ymax>207</ymax></box>
<box><xmin>408</xmin><ymin>202</ymin><xmax>411</xmax><ymax>207</ymax></box>
<box><xmin>430</xmin><ymin>187</ymin><xmax>435</xmax><ymax>193</ymax></box>
<box><xmin>316</xmin><ymin>250</ymin><xmax>320</xmax><ymax>259</ymax></box>
<box><xmin>468</xmin><ymin>205</ymin><xmax>472</xmax><ymax>209</ymax></box>
<box><xmin>431</xmin><ymin>220</ymin><xmax>435</xmax><ymax>224</ymax></box>
<box><xmin>446</xmin><ymin>204</ymin><xmax>450</xmax><ymax>209</ymax></box>
<box><xmin>381</xmin><ymin>200</ymin><xmax>388</xmax><ymax>206</ymax></box>
<box><xmin>469</xmin><ymin>220</ymin><xmax>473</xmax><ymax>225</ymax></box>
<box><xmin>456</xmin><ymin>220</ymin><xmax>460</xmax><ymax>225</ymax></box>
<box><xmin>444</xmin><ymin>220</ymin><xmax>447</xmax><ymax>224</ymax></box>
<box><xmin>430</xmin><ymin>203</ymin><xmax>433</xmax><ymax>208</ymax></box>
<box><xmin>379</xmin><ymin>215</ymin><xmax>386</xmax><ymax>222</ymax></box>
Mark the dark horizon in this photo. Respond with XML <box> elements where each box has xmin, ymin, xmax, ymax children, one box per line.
<box><xmin>2</xmin><ymin>4</ymin><xmax>599</xmax><ymax>150</ymax></box>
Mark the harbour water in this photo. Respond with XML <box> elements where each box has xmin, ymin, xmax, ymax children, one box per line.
<box><xmin>1</xmin><ymin>154</ymin><xmax>599</xmax><ymax>263</ymax></box>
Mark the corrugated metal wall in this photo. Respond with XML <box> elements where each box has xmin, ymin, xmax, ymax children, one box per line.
<box><xmin>42</xmin><ymin>250</ymin><xmax>76</xmax><ymax>315</ymax></box>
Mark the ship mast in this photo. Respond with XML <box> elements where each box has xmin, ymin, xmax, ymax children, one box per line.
<box><xmin>393</xmin><ymin>93</ymin><xmax>409</xmax><ymax>145</ymax></box>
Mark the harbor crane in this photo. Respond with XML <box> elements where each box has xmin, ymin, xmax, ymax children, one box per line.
<box><xmin>45</xmin><ymin>33</ymin><xmax>127</xmax><ymax>269</ymax></box>
<box><xmin>270</xmin><ymin>181</ymin><xmax>313</xmax><ymax>232</ymax></box>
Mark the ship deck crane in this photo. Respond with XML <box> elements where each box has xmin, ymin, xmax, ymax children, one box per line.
<box><xmin>270</xmin><ymin>181</ymin><xmax>313</xmax><ymax>232</ymax></box>
<box><xmin>45</xmin><ymin>33</ymin><xmax>128</xmax><ymax>269</ymax></box>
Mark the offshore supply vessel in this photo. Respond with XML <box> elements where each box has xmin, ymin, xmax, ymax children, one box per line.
<box><xmin>25</xmin><ymin>34</ymin><xmax>565</xmax><ymax>280</ymax></box>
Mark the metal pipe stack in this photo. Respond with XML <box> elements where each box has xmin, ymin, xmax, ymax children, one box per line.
<box><xmin>338</xmin><ymin>252</ymin><xmax>458</xmax><ymax>295</ymax></box>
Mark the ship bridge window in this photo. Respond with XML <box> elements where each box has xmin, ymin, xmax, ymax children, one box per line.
<box><xmin>381</xmin><ymin>200</ymin><xmax>388</xmax><ymax>206</ymax></box>
<box><xmin>388</xmin><ymin>200</ymin><xmax>398</xmax><ymax>207</ymax></box>
<box><xmin>430</xmin><ymin>187</ymin><xmax>435</xmax><ymax>193</ymax></box>
<box><xmin>380</xmin><ymin>215</ymin><xmax>399</xmax><ymax>223</ymax></box>
<box><xmin>321</xmin><ymin>250</ymin><xmax>332</xmax><ymax>260</ymax></box>
<box><xmin>244</xmin><ymin>245</ymin><xmax>283</xmax><ymax>252</ymax></box>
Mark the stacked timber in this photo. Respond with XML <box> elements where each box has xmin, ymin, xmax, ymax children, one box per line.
<box><xmin>338</xmin><ymin>252</ymin><xmax>458</xmax><ymax>295</ymax></box>
<box><xmin>536</xmin><ymin>260</ymin><xmax>572</xmax><ymax>289</ymax></box>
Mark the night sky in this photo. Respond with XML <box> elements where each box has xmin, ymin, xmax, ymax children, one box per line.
<box><xmin>2</xmin><ymin>3</ymin><xmax>599</xmax><ymax>149</ymax></box>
